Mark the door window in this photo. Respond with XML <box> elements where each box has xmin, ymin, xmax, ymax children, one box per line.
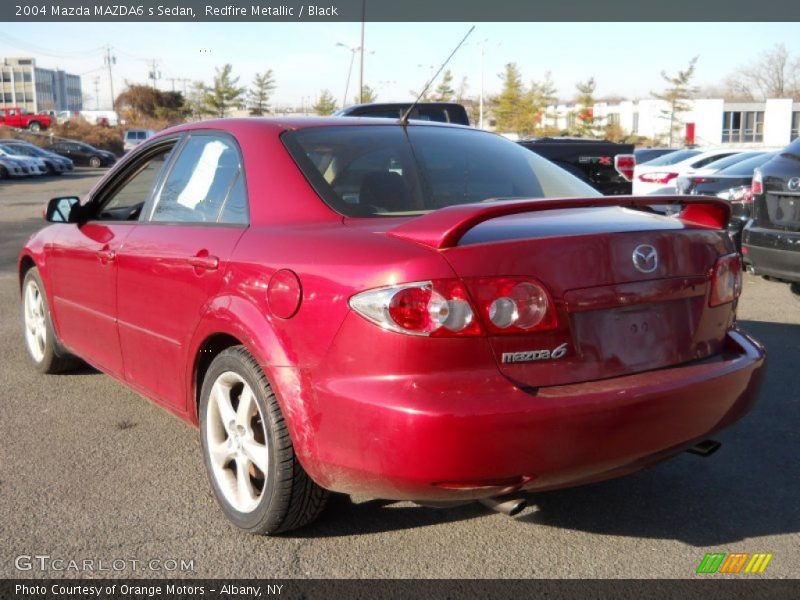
<box><xmin>96</xmin><ymin>146</ymin><xmax>174</xmax><ymax>221</ymax></box>
<box><xmin>151</xmin><ymin>135</ymin><xmax>247</xmax><ymax>224</ymax></box>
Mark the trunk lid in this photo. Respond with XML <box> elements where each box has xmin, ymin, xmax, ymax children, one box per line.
<box><xmin>389</xmin><ymin>197</ymin><xmax>734</xmax><ymax>387</ymax></box>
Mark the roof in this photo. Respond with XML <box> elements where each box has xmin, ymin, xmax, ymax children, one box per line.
<box><xmin>153</xmin><ymin>116</ymin><xmax>473</xmax><ymax>140</ymax></box>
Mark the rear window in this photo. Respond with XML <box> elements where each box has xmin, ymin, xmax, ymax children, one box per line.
<box><xmin>282</xmin><ymin>125</ymin><xmax>599</xmax><ymax>217</ymax></box>
<box><xmin>690</xmin><ymin>153</ymin><xmax>737</xmax><ymax>169</ymax></box>
<box><xmin>644</xmin><ymin>149</ymin><xmax>701</xmax><ymax>166</ymax></box>
<box><xmin>783</xmin><ymin>137</ymin><xmax>800</xmax><ymax>159</ymax></box>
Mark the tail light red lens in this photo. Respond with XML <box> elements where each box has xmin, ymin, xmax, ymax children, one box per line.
<box><xmin>730</xmin><ymin>185</ymin><xmax>753</xmax><ymax>204</ymax></box>
<box><xmin>709</xmin><ymin>253</ymin><xmax>742</xmax><ymax>307</ymax></box>
<box><xmin>752</xmin><ymin>169</ymin><xmax>763</xmax><ymax>195</ymax></box>
<box><xmin>465</xmin><ymin>277</ymin><xmax>558</xmax><ymax>334</ymax></box>
<box><xmin>638</xmin><ymin>172</ymin><xmax>679</xmax><ymax>184</ymax></box>
<box><xmin>614</xmin><ymin>154</ymin><xmax>636</xmax><ymax>181</ymax></box>
<box><xmin>350</xmin><ymin>277</ymin><xmax>558</xmax><ymax>336</ymax></box>
<box><xmin>350</xmin><ymin>279</ymin><xmax>480</xmax><ymax>337</ymax></box>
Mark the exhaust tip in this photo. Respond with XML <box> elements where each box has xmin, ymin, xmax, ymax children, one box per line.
<box><xmin>478</xmin><ymin>497</ymin><xmax>527</xmax><ymax>516</ymax></box>
<box><xmin>687</xmin><ymin>439</ymin><xmax>722</xmax><ymax>457</ymax></box>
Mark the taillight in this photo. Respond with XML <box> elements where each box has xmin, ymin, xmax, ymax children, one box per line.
<box><xmin>729</xmin><ymin>186</ymin><xmax>753</xmax><ymax>204</ymax></box>
<box><xmin>465</xmin><ymin>277</ymin><xmax>557</xmax><ymax>334</ymax></box>
<box><xmin>350</xmin><ymin>279</ymin><xmax>479</xmax><ymax>337</ymax></box>
<box><xmin>752</xmin><ymin>169</ymin><xmax>763</xmax><ymax>195</ymax></box>
<box><xmin>709</xmin><ymin>254</ymin><xmax>742</xmax><ymax>307</ymax></box>
<box><xmin>614</xmin><ymin>154</ymin><xmax>635</xmax><ymax>181</ymax></box>
<box><xmin>638</xmin><ymin>172</ymin><xmax>679</xmax><ymax>184</ymax></box>
<box><xmin>691</xmin><ymin>177</ymin><xmax>719</xmax><ymax>185</ymax></box>
<box><xmin>350</xmin><ymin>277</ymin><xmax>558</xmax><ymax>336</ymax></box>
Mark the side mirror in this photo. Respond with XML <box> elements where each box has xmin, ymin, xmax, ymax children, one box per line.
<box><xmin>45</xmin><ymin>196</ymin><xmax>80</xmax><ymax>223</ymax></box>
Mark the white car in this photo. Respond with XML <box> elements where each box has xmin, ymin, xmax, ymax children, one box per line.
<box><xmin>633</xmin><ymin>148</ymin><xmax>743</xmax><ymax>195</ymax></box>
<box><xmin>0</xmin><ymin>146</ymin><xmax>46</xmax><ymax>176</ymax></box>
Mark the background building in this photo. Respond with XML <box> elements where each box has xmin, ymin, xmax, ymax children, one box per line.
<box><xmin>0</xmin><ymin>57</ymin><xmax>82</xmax><ymax>113</ymax></box>
<box><xmin>544</xmin><ymin>98</ymin><xmax>800</xmax><ymax>147</ymax></box>
<box><xmin>545</xmin><ymin>98</ymin><xmax>800</xmax><ymax>147</ymax></box>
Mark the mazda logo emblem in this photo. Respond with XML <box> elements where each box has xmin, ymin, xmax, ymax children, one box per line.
<box><xmin>632</xmin><ymin>244</ymin><xmax>658</xmax><ymax>273</ymax></box>
<box><xmin>788</xmin><ymin>177</ymin><xmax>800</xmax><ymax>191</ymax></box>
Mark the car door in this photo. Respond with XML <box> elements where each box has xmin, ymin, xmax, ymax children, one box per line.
<box><xmin>46</xmin><ymin>141</ymin><xmax>177</xmax><ymax>376</ymax></box>
<box><xmin>116</xmin><ymin>132</ymin><xmax>249</xmax><ymax>412</ymax></box>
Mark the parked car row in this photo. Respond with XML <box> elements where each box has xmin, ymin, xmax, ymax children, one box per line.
<box><xmin>0</xmin><ymin>140</ymin><xmax>69</xmax><ymax>179</ymax></box>
<box><xmin>634</xmin><ymin>141</ymin><xmax>800</xmax><ymax>296</ymax></box>
<box><xmin>0</xmin><ymin>138</ymin><xmax>119</xmax><ymax>180</ymax></box>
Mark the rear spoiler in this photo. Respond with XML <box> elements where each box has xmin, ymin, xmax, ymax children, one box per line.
<box><xmin>388</xmin><ymin>195</ymin><xmax>730</xmax><ymax>250</ymax></box>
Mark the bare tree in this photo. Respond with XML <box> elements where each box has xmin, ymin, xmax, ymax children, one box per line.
<box><xmin>725</xmin><ymin>43</ymin><xmax>800</xmax><ymax>100</ymax></box>
<box><xmin>652</xmin><ymin>57</ymin><xmax>699</xmax><ymax>146</ymax></box>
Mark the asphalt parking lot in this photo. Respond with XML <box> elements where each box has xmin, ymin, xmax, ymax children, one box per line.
<box><xmin>0</xmin><ymin>172</ymin><xmax>798</xmax><ymax>579</ymax></box>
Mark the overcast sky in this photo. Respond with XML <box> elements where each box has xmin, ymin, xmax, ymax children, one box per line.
<box><xmin>1</xmin><ymin>22</ymin><xmax>797</xmax><ymax>109</ymax></box>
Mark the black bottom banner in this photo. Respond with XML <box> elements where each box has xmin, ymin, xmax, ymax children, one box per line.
<box><xmin>2</xmin><ymin>579</ymin><xmax>798</xmax><ymax>600</ymax></box>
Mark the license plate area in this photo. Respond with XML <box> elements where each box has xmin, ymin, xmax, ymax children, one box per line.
<box><xmin>571</xmin><ymin>299</ymin><xmax>699</xmax><ymax>371</ymax></box>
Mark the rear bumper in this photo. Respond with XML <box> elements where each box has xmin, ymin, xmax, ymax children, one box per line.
<box><xmin>285</xmin><ymin>329</ymin><xmax>765</xmax><ymax>501</ymax></box>
<box><xmin>743</xmin><ymin>225</ymin><xmax>800</xmax><ymax>283</ymax></box>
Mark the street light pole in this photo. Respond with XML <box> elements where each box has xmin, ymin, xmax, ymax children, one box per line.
<box><xmin>359</xmin><ymin>0</ymin><xmax>366</xmax><ymax>104</ymax></box>
<box><xmin>479</xmin><ymin>41</ymin><xmax>485</xmax><ymax>129</ymax></box>
<box><xmin>336</xmin><ymin>43</ymin><xmax>360</xmax><ymax>106</ymax></box>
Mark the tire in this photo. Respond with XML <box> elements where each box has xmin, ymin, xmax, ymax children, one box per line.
<box><xmin>89</xmin><ymin>156</ymin><xmax>102</xmax><ymax>168</ymax></box>
<box><xmin>21</xmin><ymin>268</ymin><xmax>80</xmax><ymax>374</ymax></box>
<box><xmin>199</xmin><ymin>346</ymin><xmax>328</xmax><ymax>534</ymax></box>
<box><xmin>27</xmin><ymin>121</ymin><xmax>41</xmax><ymax>132</ymax></box>
<box><xmin>791</xmin><ymin>282</ymin><xmax>800</xmax><ymax>300</ymax></box>
<box><xmin>45</xmin><ymin>162</ymin><xmax>56</xmax><ymax>175</ymax></box>
<box><xmin>0</xmin><ymin>165</ymin><xmax>7</xmax><ymax>180</ymax></box>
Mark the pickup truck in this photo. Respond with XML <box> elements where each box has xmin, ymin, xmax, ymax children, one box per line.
<box><xmin>518</xmin><ymin>137</ymin><xmax>636</xmax><ymax>196</ymax></box>
<box><xmin>0</xmin><ymin>107</ymin><xmax>52</xmax><ymax>132</ymax></box>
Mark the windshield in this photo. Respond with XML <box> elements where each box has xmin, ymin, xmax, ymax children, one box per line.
<box><xmin>1</xmin><ymin>144</ymin><xmax>35</xmax><ymax>156</ymax></box>
<box><xmin>282</xmin><ymin>125</ymin><xmax>599</xmax><ymax>217</ymax></box>
<box><xmin>644</xmin><ymin>149</ymin><xmax>702</xmax><ymax>166</ymax></box>
<box><xmin>719</xmin><ymin>152</ymin><xmax>776</xmax><ymax>176</ymax></box>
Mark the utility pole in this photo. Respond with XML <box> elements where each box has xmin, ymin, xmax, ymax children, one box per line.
<box><xmin>103</xmin><ymin>45</ymin><xmax>116</xmax><ymax>110</ymax></box>
<box><xmin>359</xmin><ymin>0</ymin><xmax>365</xmax><ymax>104</ymax></box>
<box><xmin>148</xmin><ymin>59</ymin><xmax>161</xmax><ymax>90</ymax></box>
<box><xmin>93</xmin><ymin>77</ymin><xmax>100</xmax><ymax>110</ymax></box>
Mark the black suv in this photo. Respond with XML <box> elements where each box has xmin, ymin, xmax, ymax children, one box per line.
<box><xmin>335</xmin><ymin>102</ymin><xmax>470</xmax><ymax>125</ymax></box>
<box><xmin>743</xmin><ymin>137</ymin><xmax>800</xmax><ymax>294</ymax></box>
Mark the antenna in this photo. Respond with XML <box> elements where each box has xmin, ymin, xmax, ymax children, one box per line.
<box><xmin>400</xmin><ymin>25</ymin><xmax>475</xmax><ymax>126</ymax></box>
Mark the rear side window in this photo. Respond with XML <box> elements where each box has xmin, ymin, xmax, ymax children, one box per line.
<box><xmin>283</xmin><ymin>125</ymin><xmax>599</xmax><ymax>218</ymax></box>
<box><xmin>151</xmin><ymin>135</ymin><xmax>247</xmax><ymax>224</ymax></box>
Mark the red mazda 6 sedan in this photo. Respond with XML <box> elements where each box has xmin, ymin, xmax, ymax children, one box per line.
<box><xmin>19</xmin><ymin>118</ymin><xmax>765</xmax><ymax>534</ymax></box>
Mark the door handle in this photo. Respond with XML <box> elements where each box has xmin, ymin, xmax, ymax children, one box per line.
<box><xmin>96</xmin><ymin>248</ymin><xmax>115</xmax><ymax>262</ymax></box>
<box><xmin>188</xmin><ymin>254</ymin><xmax>219</xmax><ymax>271</ymax></box>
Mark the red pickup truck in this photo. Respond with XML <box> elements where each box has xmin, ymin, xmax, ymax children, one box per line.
<box><xmin>0</xmin><ymin>107</ymin><xmax>52</xmax><ymax>132</ymax></box>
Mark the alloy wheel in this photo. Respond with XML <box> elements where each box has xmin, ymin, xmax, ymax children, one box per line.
<box><xmin>23</xmin><ymin>280</ymin><xmax>47</xmax><ymax>362</ymax></box>
<box><xmin>205</xmin><ymin>371</ymin><xmax>270</xmax><ymax>513</ymax></box>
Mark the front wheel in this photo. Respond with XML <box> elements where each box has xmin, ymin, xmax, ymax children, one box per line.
<box><xmin>21</xmin><ymin>268</ymin><xmax>80</xmax><ymax>373</ymax></box>
<box><xmin>199</xmin><ymin>346</ymin><xmax>328</xmax><ymax>534</ymax></box>
<box><xmin>27</xmin><ymin>121</ymin><xmax>41</xmax><ymax>132</ymax></box>
<box><xmin>89</xmin><ymin>156</ymin><xmax>102</xmax><ymax>168</ymax></box>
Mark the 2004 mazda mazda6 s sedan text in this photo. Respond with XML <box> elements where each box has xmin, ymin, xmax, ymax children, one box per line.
<box><xmin>19</xmin><ymin>118</ymin><xmax>765</xmax><ymax>534</ymax></box>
